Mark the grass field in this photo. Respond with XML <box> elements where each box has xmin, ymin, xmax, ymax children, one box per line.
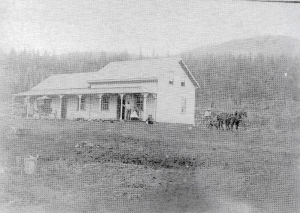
<box><xmin>0</xmin><ymin>118</ymin><xmax>299</xmax><ymax>213</ymax></box>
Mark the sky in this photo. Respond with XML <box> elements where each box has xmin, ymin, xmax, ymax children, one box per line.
<box><xmin>0</xmin><ymin>0</ymin><xmax>299</xmax><ymax>55</ymax></box>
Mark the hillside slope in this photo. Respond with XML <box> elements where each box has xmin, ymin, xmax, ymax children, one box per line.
<box><xmin>184</xmin><ymin>35</ymin><xmax>300</xmax><ymax>57</ymax></box>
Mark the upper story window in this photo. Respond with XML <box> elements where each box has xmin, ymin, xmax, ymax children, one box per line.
<box><xmin>169</xmin><ymin>70</ymin><xmax>174</xmax><ymax>85</ymax></box>
<box><xmin>181</xmin><ymin>73</ymin><xmax>185</xmax><ymax>87</ymax></box>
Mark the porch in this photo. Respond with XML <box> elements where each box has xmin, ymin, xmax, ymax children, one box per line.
<box><xmin>13</xmin><ymin>87</ymin><xmax>157</xmax><ymax>122</ymax></box>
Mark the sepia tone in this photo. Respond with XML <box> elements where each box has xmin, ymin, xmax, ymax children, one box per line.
<box><xmin>0</xmin><ymin>0</ymin><xmax>299</xmax><ymax>213</ymax></box>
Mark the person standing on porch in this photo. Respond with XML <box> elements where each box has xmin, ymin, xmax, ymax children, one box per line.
<box><xmin>130</xmin><ymin>109</ymin><xmax>139</xmax><ymax>121</ymax></box>
<box><xmin>124</xmin><ymin>101</ymin><xmax>131</xmax><ymax>120</ymax></box>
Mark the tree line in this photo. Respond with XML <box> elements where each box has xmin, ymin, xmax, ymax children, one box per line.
<box><xmin>181</xmin><ymin>53</ymin><xmax>300</xmax><ymax>104</ymax></box>
<box><xmin>1</xmin><ymin>49</ymin><xmax>299</xmax><ymax>104</ymax></box>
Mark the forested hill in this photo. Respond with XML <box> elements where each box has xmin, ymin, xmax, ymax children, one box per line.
<box><xmin>184</xmin><ymin>36</ymin><xmax>300</xmax><ymax>57</ymax></box>
<box><xmin>181</xmin><ymin>53</ymin><xmax>300</xmax><ymax>106</ymax></box>
<box><xmin>0</xmin><ymin>50</ymin><xmax>143</xmax><ymax>95</ymax></box>
<box><xmin>182</xmin><ymin>36</ymin><xmax>300</xmax><ymax>104</ymax></box>
<box><xmin>0</xmin><ymin>36</ymin><xmax>299</xmax><ymax>104</ymax></box>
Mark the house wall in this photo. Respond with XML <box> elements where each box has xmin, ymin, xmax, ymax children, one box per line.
<box><xmin>156</xmin><ymin>66</ymin><xmax>196</xmax><ymax>125</ymax></box>
<box><xmin>99</xmin><ymin>95</ymin><xmax>118</xmax><ymax>119</ymax></box>
<box><xmin>145</xmin><ymin>94</ymin><xmax>156</xmax><ymax>120</ymax></box>
<box><xmin>51</xmin><ymin>97</ymin><xmax>60</xmax><ymax>117</ymax></box>
<box><xmin>28</xmin><ymin>98</ymin><xmax>36</xmax><ymax>115</ymax></box>
<box><xmin>67</xmin><ymin>95</ymin><xmax>78</xmax><ymax>111</ymax></box>
<box><xmin>66</xmin><ymin>94</ymin><xmax>119</xmax><ymax>120</ymax></box>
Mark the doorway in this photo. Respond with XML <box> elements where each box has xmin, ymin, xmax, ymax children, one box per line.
<box><xmin>116</xmin><ymin>96</ymin><xmax>125</xmax><ymax>120</ymax></box>
<box><xmin>61</xmin><ymin>97</ymin><xmax>68</xmax><ymax>119</ymax></box>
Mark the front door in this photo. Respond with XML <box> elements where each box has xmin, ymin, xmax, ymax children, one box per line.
<box><xmin>61</xmin><ymin>97</ymin><xmax>68</xmax><ymax>119</ymax></box>
<box><xmin>117</xmin><ymin>96</ymin><xmax>121</xmax><ymax>119</ymax></box>
<box><xmin>122</xmin><ymin>98</ymin><xmax>125</xmax><ymax>120</ymax></box>
<box><xmin>116</xmin><ymin>96</ymin><xmax>126</xmax><ymax>120</ymax></box>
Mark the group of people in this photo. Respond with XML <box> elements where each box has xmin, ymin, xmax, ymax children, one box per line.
<box><xmin>124</xmin><ymin>101</ymin><xmax>154</xmax><ymax>124</ymax></box>
<box><xmin>124</xmin><ymin>101</ymin><xmax>140</xmax><ymax>120</ymax></box>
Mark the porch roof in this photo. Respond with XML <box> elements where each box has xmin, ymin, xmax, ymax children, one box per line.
<box><xmin>14</xmin><ymin>86</ymin><xmax>155</xmax><ymax>96</ymax></box>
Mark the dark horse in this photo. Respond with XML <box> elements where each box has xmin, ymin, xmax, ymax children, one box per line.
<box><xmin>217</xmin><ymin>112</ymin><xmax>232</xmax><ymax>130</ymax></box>
<box><xmin>228</xmin><ymin>110</ymin><xmax>247</xmax><ymax>131</ymax></box>
<box><xmin>217</xmin><ymin>110</ymin><xmax>247</xmax><ymax>131</ymax></box>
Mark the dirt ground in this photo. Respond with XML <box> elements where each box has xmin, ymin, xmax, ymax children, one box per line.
<box><xmin>0</xmin><ymin>118</ymin><xmax>299</xmax><ymax>213</ymax></box>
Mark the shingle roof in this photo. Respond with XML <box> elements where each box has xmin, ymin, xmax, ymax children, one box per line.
<box><xmin>31</xmin><ymin>72</ymin><xmax>96</xmax><ymax>91</ymax></box>
<box><xmin>94</xmin><ymin>57</ymin><xmax>179</xmax><ymax>80</ymax></box>
<box><xmin>18</xmin><ymin>57</ymin><xmax>199</xmax><ymax>95</ymax></box>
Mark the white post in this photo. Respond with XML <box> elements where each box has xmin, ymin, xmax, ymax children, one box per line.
<box><xmin>98</xmin><ymin>94</ymin><xmax>103</xmax><ymax>112</ymax></box>
<box><xmin>153</xmin><ymin>94</ymin><xmax>157</xmax><ymax>121</ymax></box>
<box><xmin>59</xmin><ymin>95</ymin><xmax>64</xmax><ymax>119</ymax></box>
<box><xmin>120</xmin><ymin>94</ymin><xmax>124</xmax><ymax>121</ymax></box>
<box><xmin>26</xmin><ymin>96</ymin><xmax>30</xmax><ymax>118</ymax></box>
<box><xmin>11</xmin><ymin>96</ymin><xmax>15</xmax><ymax>119</ymax></box>
<box><xmin>143</xmin><ymin>93</ymin><xmax>149</xmax><ymax>121</ymax></box>
<box><xmin>77</xmin><ymin>95</ymin><xmax>82</xmax><ymax>111</ymax></box>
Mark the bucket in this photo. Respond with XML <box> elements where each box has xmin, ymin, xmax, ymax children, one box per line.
<box><xmin>24</xmin><ymin>157</ymin><xmax>38</xmax><ymax>174</ymax></box>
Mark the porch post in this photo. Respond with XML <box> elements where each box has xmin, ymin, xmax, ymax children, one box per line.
<box><xmin>119</xmin><ymin>93</ymin><xmax>124</xmax><ymax>121</ymax></box>
<box><xmin>77</xmin><ymin>95</ymin><xmax>82</xmax><ymax>111</ymax></box>
<box><xmin>11</xmin><ymin>96</ymin><xmax>15</xmax><ymax>119</ymax></box>
<box><xmin>153</xmin><ymin>94</ymin><xmax>157</xmax><ymax>121</ymax></box>
<box><xmin>59</xmin><ymin>95</ymin><xmax>64</xmax><ymax>119</ymax></box>
<box><xmin>143</xmin><ymin>93</ymin><xmax>149</xmax><ymax>121</ymax></box>
<box><xmin>97</xmin><ymin>94</ymin><xmax>103</xmax><ymax>112</ymax></box>
<box><xmin>26</xmin><ymin>96</ymin><xmax>31</xmax><ymax>118</ymax></box>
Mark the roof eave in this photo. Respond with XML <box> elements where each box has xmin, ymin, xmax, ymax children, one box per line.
<box><xmin>179</xmin><ymin>59</ymin><xmax>200</xmax><ymax>88</ymax></box>
<box><xmin>87</xmin><ymin>78</ymin><xmax>158</xmax><ymax>84</ymax></box>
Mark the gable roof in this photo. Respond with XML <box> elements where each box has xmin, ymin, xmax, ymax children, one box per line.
<box><xmin>21</xmin><ymin>57</ymin><xmax>200</xmax><ymax>94</ymax></box>
<box><xmin>91</xmin><ymin>57</ymin><xmax>200</xmax><ymax>87</ymax></box>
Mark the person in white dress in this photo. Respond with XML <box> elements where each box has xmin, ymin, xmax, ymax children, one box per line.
<box><xmin>130</xmin><ymin>109</ymin><xmax>139</xmax><ymax>121</ymax></box>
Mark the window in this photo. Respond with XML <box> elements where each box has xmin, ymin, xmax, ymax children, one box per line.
<box><xmin>43</xmin><ymin>99</ymin><xmax>52</xmax><ymax>113</ymax></box>
<box><xmin>169</xmin><ymin>70</ymin><xmax>174</xmax><ymax>85</ymax></box>
<box><xmin>38</xmin><ymin>99</ymin><xmax>52</xmax><ymax>113</ymax></box>
<box><xmin>181</xmin><ymin>98</ymin><xmax>186</xmax><ymax>114</ymax></box>
<box><xmin>181</xmin><ymin>73</ymin><xmax>185</xmax><ymax>86</ymax></box>
<box><xmin>101</xmin><ymin>96</ymin><xmax>109</xmax><ymax>111</ymax></box>
<box><xmin>136</xmin><ymin>95</ymin><xmax>143</xmax><ymax>111</ymax></box>
<box><xmin>80</xmin><ymin>97</ymin><xmax>86</xmax><ymax>111</ymax></box>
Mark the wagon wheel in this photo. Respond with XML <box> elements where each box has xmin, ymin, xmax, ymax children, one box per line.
<box><xmin>205</xmin><ymin>118</ymin><xmax>213</xmax><ymax>128</ymax></box>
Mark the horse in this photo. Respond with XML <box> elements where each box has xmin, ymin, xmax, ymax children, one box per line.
<box><xmin>217</xmin><ymin>112</ymin><xmax>232</xmax><ymax>130</ymax></box>
<box><xmin>228</xmin><ymin>110</ymin><xmax>247</xmax><ymax>131</ymax></box>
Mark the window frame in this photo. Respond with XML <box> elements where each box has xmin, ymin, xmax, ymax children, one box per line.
<box><xmin>169</xmin><ymin>70</ymin><xmax>174</xmax><ymax>85</ymax></box>
<box><xmin>101</xmin><ymin>95</ymin><xmax>109</xmax><ymax>111</ymax></box>
<box><xmin>181</xmin><ymin>73</ymin><xmax>186</xmax><ymax>87</ymax></box>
